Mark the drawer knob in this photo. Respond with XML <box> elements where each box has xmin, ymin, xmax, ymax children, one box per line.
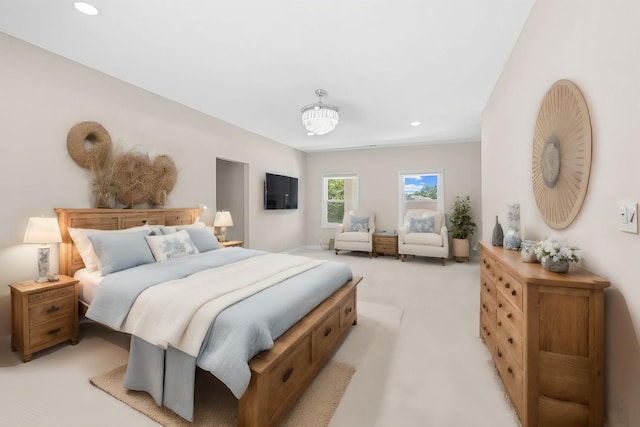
<box><xmin>498</xmin><ymin>321</ymin><xmax>502</xmax><ymax>326</ymax></box>
<box><xmin>507</xmin><ymin>313</ymin><xmax>512</xmax><ymax>319</ymax></box>
<box><xmin>507</xmin><ymin>367</ymin><xmax>514</xmax><ymax>375</ymax></box>
<box><xmin>48</xmin><ymin>328</ymin><xmax>61</xmax><ymax>335</ymax></box>
<box><xmin>498</xmin><ymin>303</ymin><xmax>503</xmax><ymax>308</ymax></box>
<box><xmin>324</xmin><ymin>326</ymin><xmax>333</xmax><ymax>337</ymax></box>
<box><xmin>46</xmin><ymin>305</ymin><xmax>60</xmax><ymax>314</ymax></box>
<box><xmin>345</xmin><ymin>307</ymin><xmax>352</xmax><ymax>315</ymax></box>
<box><xmin>498</xmin><ymin>351</ymin><xmax>502</xmax><ymax>358</ymax></box>
<box><xmin>508</xmin><ymin>337</ymin><xmax>514</xmax><ymax>344</ymax></box>
<box><xmin>282</xmin><ymin>367</ymin><xmax>294</xmax><ymax>383</ymax></box>
<box><xmin>504</xmin><ymin>283</ymin><xmax>510</xmax><ymax>289</ymax></box>
<box><xmin>511</xmin><ymin>290</ymin><xmax>517</xmax><ymax>296</ymax></box>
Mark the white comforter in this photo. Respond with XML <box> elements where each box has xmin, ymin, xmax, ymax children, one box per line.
<box><xmin>121</xmin><ymin>253</ymin><xmax>323</xmax><ymax>356</ymax></box>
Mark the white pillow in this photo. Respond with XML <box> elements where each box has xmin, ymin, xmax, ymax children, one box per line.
<box><xmin>68</xmin><ymin>225</ymin><xmax>150</xmax><ymax>272</ymax></box>
<box><xmin>145</xmin><ymin>229</ymin><xmax>199</xmax><ymax>262</ymax></box>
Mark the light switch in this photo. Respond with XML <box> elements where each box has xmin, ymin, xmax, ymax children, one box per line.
<box><xmin>618</xmin><ymin>202</ymin><xmax>638</xmax><ymax>233</ymax></box>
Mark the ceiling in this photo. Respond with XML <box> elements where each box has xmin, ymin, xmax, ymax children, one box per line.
<box><xmin>0</xmin><ymin>0</ymin><xmax>534</xmax><ymax>152</ymax></box>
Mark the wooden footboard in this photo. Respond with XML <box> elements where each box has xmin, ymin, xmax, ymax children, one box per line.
<box><xmin>239</xmin><ymin>276</ymin><xmax>361</xmax><ymax>427</ymax></box>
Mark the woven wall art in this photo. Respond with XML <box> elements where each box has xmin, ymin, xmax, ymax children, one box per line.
<box><xmin>66</xmin><ymin>121</ymin><xmax>178</xmax><ymax>208</ymax></box>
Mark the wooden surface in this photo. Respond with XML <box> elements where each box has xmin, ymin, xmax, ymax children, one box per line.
<box><xmin>240</xmin><ymin>276</ymin><xmax>361</xmax><ymax>427</ymax></box>
<box><xmin>9</xmin><ymin>275</ymin><xmax>79</xmax><ymax>362</ymax></box>
<box><xmin>219</xmin><ymin>240</ymin><xmax>243</xmax><ymax>248</ymax></box>
<box><xmin>479</xmin><ymin>242</ymin><xmax>608</xmax><ymax>426</ymax></box>
<box><xmin>55</xmin><ymin>208</ymin><xmax>360</xmax><ymax>425</ymax></box>
<box><xmin>373</xmin><ymin>233</ymin><xmax>398</xmax><ymax>258</ymax></box>
<box><xmin>55</xmin><ymin>208</ymin><xmax>200</xmax><ymax>276</ymax></box>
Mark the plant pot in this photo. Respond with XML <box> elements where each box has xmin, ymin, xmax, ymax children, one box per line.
<box><xmin>541</xmin><ymin>258</ymin><xmax>569</xmax><ymax>273</ymax></box>
<box><xmin>452</xmin><ymin>238</ymin><xmax>470</xmax><ymax>262</ymax></box>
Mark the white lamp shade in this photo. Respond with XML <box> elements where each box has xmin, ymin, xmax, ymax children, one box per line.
<box><xmin>23</xmin><ymin>217</ymin><xmax>62</xmax><ymax>244</ymax></box>
<box><xmin>214</xmin><ymin>211</ymin><xmax>234</xmax><ymax>227</ymax></box>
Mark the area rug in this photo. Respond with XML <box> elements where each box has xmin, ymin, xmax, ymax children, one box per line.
<box><xmin>90</xmin><ymin>360</ymin><xmax>354</xmax><ymax>427</ymax></box>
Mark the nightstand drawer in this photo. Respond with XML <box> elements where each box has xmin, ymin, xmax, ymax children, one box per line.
<box><xmin>29</xmin><ymin>296</ymin><xmax>75</xmax><ymax>325</ymax></box>
<box><xmin>28</xmin><ymin>286</ymin><xmax>74</xmax><ymax>304</ymax></box>
<box><xmin>29</xmin><ymin>317</ymin><xmax>75</xmax><ymax>349</ymax></box>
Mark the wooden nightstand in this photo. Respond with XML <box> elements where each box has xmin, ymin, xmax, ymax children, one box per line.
<box><xmin>219</xmin><ymin>240</ymin><xmax>243</xmax><ymax>248</ymax></box>
<box><xmin>9</xmin><ymin>275</ymin><xmax>79</xmax><ymax>362</ymax></box>
<box><xmin>373</xmin><ymin>233</ymin><xmax>398</xmax><ymax>258</ymax></box>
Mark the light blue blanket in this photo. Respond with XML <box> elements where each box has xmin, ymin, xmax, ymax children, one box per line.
<box><xmin>86</xmin><ymin>248</ymin><xmax>353</xmax><ymax>421</ymax></box>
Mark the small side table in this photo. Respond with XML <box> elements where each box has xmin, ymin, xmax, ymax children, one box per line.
<box><xmin>220</xmin><ymin>240</ymin><xmax>243</xmax><ymax>248</ymax></box>
<box><xmin>373</xmin><ymin>233</ymin><xmax>398</xmax><ymax>258</ymax></box>
<box><xmin>9</xmin><ymin>275</ymin><xmax>79</xmax><ymax>362</ymax></box>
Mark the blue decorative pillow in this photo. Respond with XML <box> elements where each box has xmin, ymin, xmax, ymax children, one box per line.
<box><xmin>88</xmin><ymin>230</ymin><xmax>155</xmax><ymax>275</ymax></box>
<box><xmin>409</xmin><ymin>216</ymin><xmax>435</xmax><ymax>233</ymax></box>
<box><xmin>145</xmin><ymin>230</ymin><xmax>199</xmax><ymax>262</ymax></box>
<box><xmin>349</xmin><ymin>216</ymin><xmax>369</xmax><ymax>232</ymax></box>
<box><xmin>177</xmin><ymin>226</ymin><xmax>220</xmax><ymax>252</ymax></box>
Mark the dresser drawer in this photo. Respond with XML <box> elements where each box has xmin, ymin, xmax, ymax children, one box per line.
<box><xmin>497</xmin><ymin>293</ymin><xmax>523</xmax><ymax>335</ymax></box>
<box><xmin>494</xmin><ymin>349</ymin><xmax>524</xmax><ymax>419</ymax></box>
<box><xmin>496</xmin><ymin>317</ymin><xmax>524</xmax><ymax>370</ymax></box>
<box><xmin>480</xmin><ymin>251</ymin><xmax>496</xmax><ymax>279</ymax></box>
<box><xmin>312</xmin><ymin>309</ymin><xmax>341</xmax><ymax>362</ymax></box>
<box><xmin>480</xmin><ymin>311</ymin><xmax>495</xmax><ymax>351</ymax></box>
<box><xmin>29</xmin><ymin>317</ymin><xmax>75</xmax><ymax>350</ymax></box>
<box><xmin>496</xmin><ymin>269</ymin><xmax>523</xmax><ymax>310</ymax></box>
<box><xmin>376</xmin><ymin>243</ymin><xmax>397</xmax><ymax>253</ymax></box>
<box><xmin>266</xmin><ymin>335</ymin><xmax>312</xmax><ymax>421</ymax></box>
<box><xmin>29</xmin><ymin>296</ymin><xmax>75</xmax><ymax>325</ymax></box>
<box><xmin>480</xmin><ymin>281</ymin><xmax>496</xmax><ymax>322</ymax></box>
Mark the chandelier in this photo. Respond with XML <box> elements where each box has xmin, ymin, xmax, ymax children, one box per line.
<box><xmin>301</xmin><ymin>89</ymin><xmax>339</xmax><ymax>135</ymax></box>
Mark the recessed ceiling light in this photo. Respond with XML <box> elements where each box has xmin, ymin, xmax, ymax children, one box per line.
<box><xmin>410</xmin><ymin>121</ymin><xmax>421</xmax><ymax>127</ymax></box>
<box><xmin>74</xmin><ymin>2</ymin><xmax>101</xmax><ymax>16</ymax></box>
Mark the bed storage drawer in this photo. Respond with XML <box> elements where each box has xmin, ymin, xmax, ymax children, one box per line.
<box><xmin>312</xmin><ymin>308</ymin><xmax>341</xmax><ymax>362</ymax></box>
<box><xmin>340</xmin><ymin>292</ymin><xmax>356</xmax><ymax>329</ymax></box>
<box><xmin>266</xmin><ymin>335</ymin><xmax>312</xmax><ymax>421</ymax></box>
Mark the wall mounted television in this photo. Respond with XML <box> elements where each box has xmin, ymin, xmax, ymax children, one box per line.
<box><xmin>264</xmin><ymin>173</ymin><xmax>298</xmax><ymax>210</ymax></box>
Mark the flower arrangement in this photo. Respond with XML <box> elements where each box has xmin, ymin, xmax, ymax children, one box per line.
<box><xmin>534</xmin><ymin>237</ymin><xmax>580</xmax><ymax>263</ymax></box>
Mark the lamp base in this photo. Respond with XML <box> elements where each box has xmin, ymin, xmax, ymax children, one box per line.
<box><xmin>36</xmin><ymin>247</ymin><xmax>50</xmax><ymax>283</ymax></box>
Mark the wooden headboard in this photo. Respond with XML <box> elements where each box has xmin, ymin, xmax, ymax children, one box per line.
<box><xmin>55</xmin><ymin>208</ymin><xmax>200</xmax><ymax>277</ymax></box>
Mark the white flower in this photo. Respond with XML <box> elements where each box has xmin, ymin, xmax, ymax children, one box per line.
<box><xmin>533</xmin><ymin>238</ymin><xmax>580</xmax><ymax>263</ymax></box>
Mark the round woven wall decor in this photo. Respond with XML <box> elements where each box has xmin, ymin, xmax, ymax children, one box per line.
<box><xmin>532</xmin><ymin>79</ymin><xmax>592</xmax><ymax>229</ymax></box>
<box><xmin>67</xmin><ymin>122</ymin><xmax>113</xmax><ymax>169</ymax></box>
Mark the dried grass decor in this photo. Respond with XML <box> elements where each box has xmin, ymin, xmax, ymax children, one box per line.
<box><xmin>66</xmin><ymin>121</ymin><xmax>179</xmax><ymax>208</ymax></box>
<box><xmin>67</xmin><ymin>122</ymin><xmax>113</xmax><ymax>170</ymax></box>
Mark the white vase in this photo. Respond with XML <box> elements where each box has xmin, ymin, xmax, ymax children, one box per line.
<box><xmin>503</xmin><ymin>203</ymin><xmax>521</xmax><ymax>250</ymax></box>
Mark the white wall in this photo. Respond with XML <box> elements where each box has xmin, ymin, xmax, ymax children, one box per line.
<box><xmin>482</xmin><ymin>0</ymin><xmax>640</xmax><ymax>425</ymax></box>
<box><xmin>0</xmin><ymin>33</ymin><xmax>306</xmax><ymax>340</ymax></box>
<box><xmin>305</xmin><ymin>143</ymin><xmax>482</xmax><ymax>253</ymax></box>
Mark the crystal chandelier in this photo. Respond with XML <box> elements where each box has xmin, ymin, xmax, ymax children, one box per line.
<box><xmin>301</xmin><ymin>89</ymin><xmax>339</xmax><ymax>135</ymax></box>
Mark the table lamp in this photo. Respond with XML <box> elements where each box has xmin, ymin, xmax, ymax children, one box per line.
<box><xmin>214</xmin><ymin>210</ymin><xmax>233</xmax><ymax>242</ymax></box>
<box><xmin>23</xmin><ymin>217</ymin><xmax>62</xmax><ymax>282</ymax></box>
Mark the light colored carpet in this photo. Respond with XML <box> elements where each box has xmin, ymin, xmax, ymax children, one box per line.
<box><xmin>90</xmin><ymin>360</ymin><xmax>354</xmax><ymax>427</ymax></box>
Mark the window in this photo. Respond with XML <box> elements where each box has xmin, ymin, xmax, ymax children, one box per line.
<box><xmin>398</xmin><ymin>171</ymin><xmax>443</xmax><ymax>225</ymax></box>
<box><xmin>322</xmin><ymin>174</ymin><xmax>358</xmax><ymax>227</ymax></box>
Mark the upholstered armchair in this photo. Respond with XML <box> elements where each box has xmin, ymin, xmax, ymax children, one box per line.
<box><xmin>334</xmin><ymin>210</ymin><xmax>376</xmax><ymax>257</ymax></box>
<box><xmin>398</xmin><ymin>209</ymin><xmax>448</xmax><ymax>265</ymax></box>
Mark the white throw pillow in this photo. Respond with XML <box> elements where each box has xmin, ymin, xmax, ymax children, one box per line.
<box><xmin>68</xmin><ymin>225</ymin><xmax>150</xmax><ymax>272</ymax></box>
<box><xmin>145</xmin><ymin>229</ymin><xmax>199</xmax><ymax>262</ymax></box>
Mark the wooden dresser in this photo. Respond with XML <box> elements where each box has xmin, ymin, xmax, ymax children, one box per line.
<box><xmin>479</xmin><ymin>242</ymin><xmax>609</xmax><ymax>427</ymax></box>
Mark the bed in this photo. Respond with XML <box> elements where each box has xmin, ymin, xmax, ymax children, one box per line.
<box><xmin>55</xmin><ymin>207</ymin><xmax>361</xmax><ymax>427</ymax></box>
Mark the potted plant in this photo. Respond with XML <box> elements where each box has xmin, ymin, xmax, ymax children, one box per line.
<box><xmin>533</xmin><ymin>237</ymin><xmax>580</xmax><ymax>273</ymax></box>
<box><xmin>449</xmin><ymin>195</ymin><xmax>476</xmax><ymax>262</ymax></box>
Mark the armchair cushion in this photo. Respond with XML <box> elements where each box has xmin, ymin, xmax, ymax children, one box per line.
<box><xmin>349</xmin><ymin>216</ymin><xmax>370</xmax><ymax>232</ymax></box>
<box><xmin>409</xmin><ymin>216</ymin><xmax>435</xmax><ymax>233</ymax></box>
<box><xmin>335</xmin><ymin>231</ymin><xmax>371</xmax><ymax>243</ymax></box>
<box><xmin>403</xmin><ymin>232</ymin><xmax>443</xmax><ymax>246</ymax></box>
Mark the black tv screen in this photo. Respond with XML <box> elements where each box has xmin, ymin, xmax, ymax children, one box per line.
<box><xmin>265</xmin><ymin>173</ymin><xmax>298</xmax><ymax>210</ymax></box>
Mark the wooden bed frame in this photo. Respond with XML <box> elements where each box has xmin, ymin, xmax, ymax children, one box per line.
<box><xmin>55</xmin><ymin>208</ymin><xmax>361</xmax><ymax>427</ymax></box>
